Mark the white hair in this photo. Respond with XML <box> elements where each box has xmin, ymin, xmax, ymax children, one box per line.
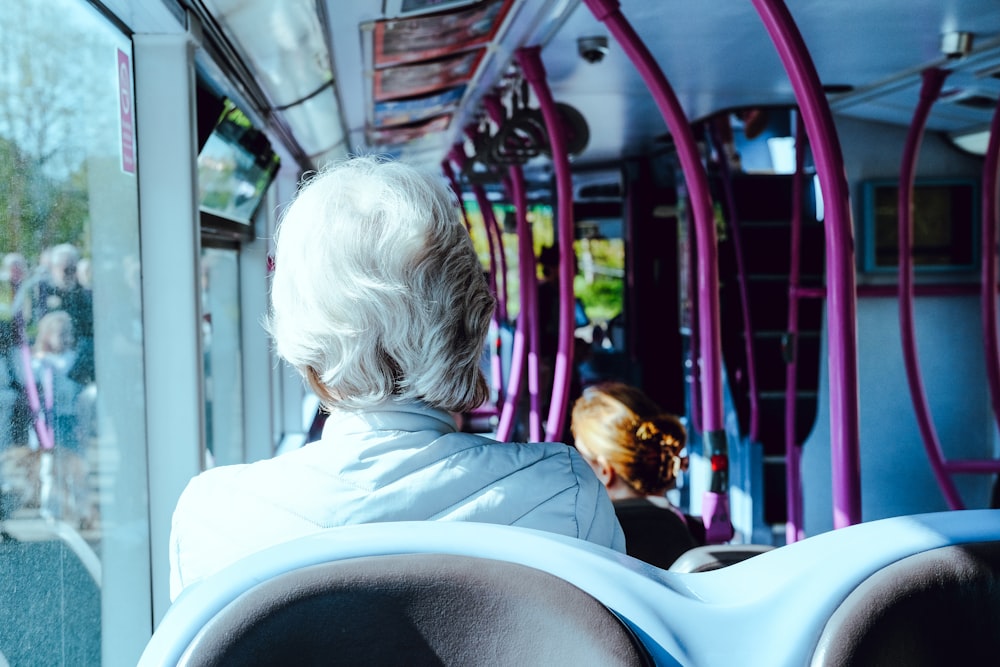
<box><xmin>265</xmin><ymin>155</ymin><xmax>495</xmax><ymax>413</ymax></box>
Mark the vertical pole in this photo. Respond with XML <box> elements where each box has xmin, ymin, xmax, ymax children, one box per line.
<box><xmin>517</xmin><ymin>47</ymin><xmax>577</xmax><ymax>443</ymax></box>
<box><xmin>785</xmin><ymin>111</ymin><xmax>806</xmax><ymax>543</ymax></box>
<box><xmin>751</xmin><ymin>0</ymin><xmax>862</xmax><ymax>528</ymax></box>
<box><xmin>581</xmin><ymin>0</ymin><xmax>731</xmax><ymax>542</ymax></box>
<box><xmin>897</xmin><ymin>68</ymin><xmax>964</xmax><ymax>509</ymax></box>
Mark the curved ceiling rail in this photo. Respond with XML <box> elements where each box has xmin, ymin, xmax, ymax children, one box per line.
<box><xmin>752</xmin><ymin>0</ymin><xmax>862</xmax><ymax>529</ymax></box>
<box><xmin>516</xmin><ymin>46</ymin><xmax>577</xmax><ymax>443</ymax></box>
<box><xmin>582</xmin><ymin>0</ymin><xmax>732</xmax><ymax>543</ymax></box>
<box><xmin>898</xmin><ymin>68</ymin><xmax>966</xmax><ymax>510</ymax></box>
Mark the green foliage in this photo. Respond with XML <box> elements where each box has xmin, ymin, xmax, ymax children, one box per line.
<box><xmin>0</xmin><ymin>0</ymin><xmax>100</xmax><ymax>262</ymax></box>
<box><xmin>575</xmin><ymin>275</ymin><xmax>623</xmax><ymax>323</ymax></box>
<box><xmin>0</xmin><ymin>136</ymin><xmax>89</xmax><ymax>259</ymax></box>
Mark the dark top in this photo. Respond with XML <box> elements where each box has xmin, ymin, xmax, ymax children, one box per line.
<box><xmin>613</xmin><ymin>497</ymin><xmax>706</xmax><ymax>570</ymax></box>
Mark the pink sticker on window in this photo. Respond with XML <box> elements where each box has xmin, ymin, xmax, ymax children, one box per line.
<box><xmin>118</xmin><ymin>48</ymin><xmax>135</xmax><ymax>174</ymax></box>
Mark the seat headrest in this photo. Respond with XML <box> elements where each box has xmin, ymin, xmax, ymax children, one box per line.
<box><xmin>176</xmin><ymin>553</ymin><xmax>653</xmax><ymax>667</ymax></box>
<box><xmin>811</xmin><ymin>541</ymin><xmax>1000</xmax><ymax>666</ymax></box>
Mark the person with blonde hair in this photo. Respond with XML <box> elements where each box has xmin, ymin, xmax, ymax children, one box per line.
<box><xmin>571</xmin><ymin>381</ymin><xmax>704</xmax><ymax>568</ymax></box>
<box><xmin>169</xmin><ymin>156</ymin><xmax>624</xmax><ymax>599</ymax></box>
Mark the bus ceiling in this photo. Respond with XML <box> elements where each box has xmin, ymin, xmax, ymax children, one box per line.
<box><xmin>187</xmin><ymin>0</ymin><xmax>1000</xmax><ymax>175</ymax></box>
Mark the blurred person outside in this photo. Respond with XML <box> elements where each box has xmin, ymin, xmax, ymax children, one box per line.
<box><xmin>0</xmin><ymin>253</ymin><xmax>32</xmax><ymax>450</ymax></box>
<box><xmin>34</xmin><ymin>243</ymin><xmax>94</xmax><ymax>385</ymax></box>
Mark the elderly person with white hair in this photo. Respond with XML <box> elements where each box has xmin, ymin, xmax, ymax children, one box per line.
<box><xmin>168</xmin><ymin>156</ymin><xmax>624</xmax><ymax>600</ymax></box>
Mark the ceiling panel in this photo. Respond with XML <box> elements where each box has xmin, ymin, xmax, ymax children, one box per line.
<box><xmin>204</xmin><ymin>0</ymin><xmax>1000</xmax><ymax>174</ymax></box>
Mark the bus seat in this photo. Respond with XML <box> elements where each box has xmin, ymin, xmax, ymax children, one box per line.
<box><xmin>810</xmin><ymin>540</ymin><xmax>1000</xmax><ymax>666</ymax></box>
<box><xmin>144</xmin><ymin>552</ymin><xmax>653</xmax><ymax>667</ymax></box>
<box><xmin>140</xmin><ymin>512</ymin><xmax>1000</xmax><ymax>667</ymax></box>
<box><xmin>668</xmin><ymin>544</ymin><xmax>775</xmax><ymax>572</ymax></box>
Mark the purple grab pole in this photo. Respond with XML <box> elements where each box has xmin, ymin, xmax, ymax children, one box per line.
<box><xmin>496</xmin><ymin>164</ymin><xmax>545</xmax><ymax>442</ymax></box>
<box><xmin>785</xmin><ymin>112</ymin><xmax>806</xmax><ymax>543</ymax></box>
<box><xmin>898</xmin><ymin>68</ymin><xmax>965</xmax><ymax>510</ymax></box>
<box><xmin>482</xmin><ymin>96</ymin><xmax>544</xmax><ymax>440</ymax></box>
<box><xmin>582</xmin><ymin>0</ymin><xmax>731</xmax><ymax>542</ymax></box>
<box><xmin>481</xmin><ymin>98</ymin><xmax>515</xmax><ymax>326</ymax></box>
<box><xmin>709</xmin><ymin>121</ymin><xmax>761</xmax><ymax>444</ymax></box>
<box><xmin>516</xmin><ymin>46</ymin><xmax>576</xmax><ymax>443</ymax></box>
<box><xmin>441</xmin><ymin>160</ymin><xmax>472</xmax><ymax>234</ymax></box>
<box><xmin>448</xmin><ymin>148</ymin><xmax>506</xmax><ymax>406</ymax></box>
<box><xmin>982</xmin><ymin>96</ymin><xmax>1000</xmax><ymax>445</ymax></box>
<box><xmin>474</xmin><ymin>183</ymin><xmax>508</xmax><ymax>395</ymax></box>
<box><xmin>752</xmin><ymin>0</ymin><xmax>862</xmax><ymax>529</ymax></box>
<box><xmin>448</xmin><ymin>149</ymin><xmax>498</xmax><ymax>303</ymax></box>
<box><xmin>473</xmin><ymin>172</ymin><xmax>510</xmax><ymax>323</ymax></box>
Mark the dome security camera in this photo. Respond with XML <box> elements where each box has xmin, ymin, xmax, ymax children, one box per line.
<box><xmin>578</xmin><ymin>36</ymin><xmax>609</xmax><ymax>64</ymax></box>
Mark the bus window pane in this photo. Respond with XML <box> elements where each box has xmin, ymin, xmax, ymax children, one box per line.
<box><xmin>201</xmin><ymin>247</ymin><xmax>244</xmax><ymax>468</ymax></box>
<box><xmin>0</xmin><ymin>1</ymin><xmax>150</xmax><ymax>665</ymax></box>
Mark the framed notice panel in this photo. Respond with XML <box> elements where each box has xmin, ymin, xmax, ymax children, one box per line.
<box><xmin>373</xmin><ymin>0</ymin><xmax>513</xmax><ymax>68</ymax></box>
<box><xmin>373</xmin><ymin>86</ymin><xmax>465</xmax><ymax>127</ymax></box>
<box><xmin>368</xmin><ymin>114</ymin><xmax>452</xmax><ymax>145</ymax></box>
<box><xmin>374</xmin><ymin>51</ymin><xmax>483</xmax><ymax>101</ymax></box>
<box><xmin>861</xmin><ymin>178</ymin><xmax>979</xmax><ymax>274</ymax></box>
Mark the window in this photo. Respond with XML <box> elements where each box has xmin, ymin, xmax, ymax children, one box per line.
<box><xmin>0</xmin><ymin>1</ymin><xmax>150</xmax><ymax>664</ymax></box>
<box><xmin>201</xmin><ymin>247</ymin><xmax>244</xmax><ymax>468</ymax></box>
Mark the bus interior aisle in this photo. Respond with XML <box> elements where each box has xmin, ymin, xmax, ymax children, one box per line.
<box><xmin>1</xmin><ymin>0</ymin><xmax>999</xmax><ymax>665</ymax></box>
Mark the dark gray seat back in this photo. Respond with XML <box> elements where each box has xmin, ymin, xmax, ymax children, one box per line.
<box><xmin>811</xmin><ymin>541</ymin><xmax>1000</xmax><ymax>666</ymax></box>
<box><xmin>177</xmin><ymin>553</ymin><xmax>653</xmax><ymax>667</ymax></box>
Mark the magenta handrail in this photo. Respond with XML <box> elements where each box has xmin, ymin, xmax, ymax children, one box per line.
<box><xmin>441</xmin><ymin>160</ymin><xmax>472</xmax><ymax>233</ymax></box>
<box><xmin>447</xmin><ymin>148</ymin><xmax>506</xmax><ymax>410</ymax></box>
<box><xmin>785</xmin><ymin>112</ymin><xmax>806</xmax><ymax>543</ymax></box>
<box><xmin>496</xmin><ymin>163</ymin><xmax>544</xmax><ymax>442</ymax></box>
<box><xmin>583</xmin><ymin>0</ymin><xmax>723</xmax><ymax>434</ymax></box>
<box><xmin>685</xmin><ymin>204</ymin><xmax>703</xmax><ymax>435</ymax></box>
<box><xmin>897</xmin><ymin>68</ymin><xmax>965</xmax><ymax>510</ymax></box>
<box><xmin>710</xmin><ymin>122</ymin><xmax>761</xmax><ymax>444</ymax></box>
<box><xmin>472</xmin><ymin>182</ymin><xmax>508</xmax><ymax>403</ymax></box>
<box><xmin>486</xmin><ymin>91</ymin><xmax>542</xmax><ymax>440</ymax></box>
<box><xmin>982</xmin><ymin>96</ymin><xmax>1000</xmax><ymax>442</ymax></box>
<box><xmin>480</xmin><ymin>98</ymin><xmax>513</xmax><ymax>326</ymax></box>
<box><xmin>752</xmin><ymin>0</ymin><xmax>862</xmax><ymax>529</ymax></box>
<box><xmin>479</xmin><ymin>183</ymin><xmax>510</xmax><ymax>324</ymax></box>
<box><xmin>517</xmin><ymin>46</ymin><xmax>576</xmax><ymax>443</ymax></box>
<box><xmin>582</xmin><ymin>0</ymin><xmax>731</xmax><ymax>543</ymax></box>
<box><xmin>483</xmin><ymin>97</ymin><xmax>545</xmax><ymax>440</ymax></box>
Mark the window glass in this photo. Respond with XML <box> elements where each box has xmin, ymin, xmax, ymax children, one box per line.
<box><xmin>0</xmin><ymin>1</ymin><xmax>150</xmax><ymax>664</ymax></box>
<box><xmin>201</xmin><ymin>247</ymin><xmax>244</xmax><ymax>468</ymax></box>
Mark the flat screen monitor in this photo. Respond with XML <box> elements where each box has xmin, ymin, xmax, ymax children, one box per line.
<box><xmin>860</xmin><ymin>178</ymin><xmax>979</xmax><ymax>274</ymax></box>
<box><xmin>197</xmin><ymin>100</ymin><xmax>280</xmax><ymax>228</ymax></box>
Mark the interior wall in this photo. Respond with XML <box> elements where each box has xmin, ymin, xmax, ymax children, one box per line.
<box><xmin>801</xmin><ymin>115</ymin><xmax>995</xmax><ymax>535</ymax></box>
